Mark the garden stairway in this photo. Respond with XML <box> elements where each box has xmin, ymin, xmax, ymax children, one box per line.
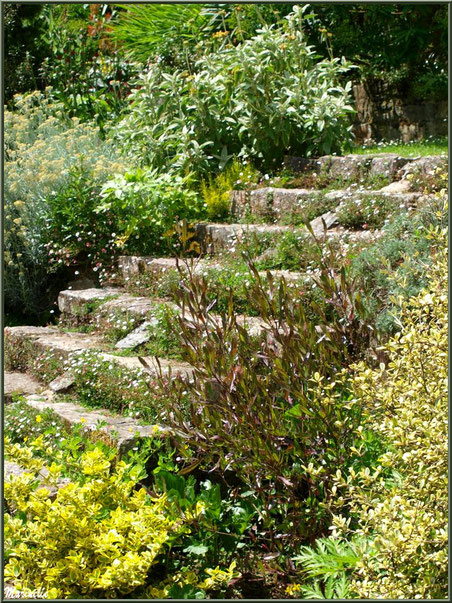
<box><xmin>5</xmin><ymin>152</ymin><xmax>447</xmax><ymax>455</ymax></box>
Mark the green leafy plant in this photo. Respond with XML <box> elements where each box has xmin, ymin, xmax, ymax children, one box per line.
<box><xmin>336</xmin><ymin>193</ymin><xmax>402</xmax><ymax>229</ymax></box>
<box><xmin>286</xmin><ymin>536</ymin><xmax>365</xmax><ymax>598</ymax></box>
<box><xmin>115</xmin><ymin>7</ymin><xmax>355</xmax><ymax>176</ymax></box>
<box><xmin>40</xmin><ymin>4</ymin><xmax>137</xmax><ymax>127</ymax></box>
<box><xmin>96</xmin><ymin>168</ymin><xmax>206</xmax><ymax>255</ymax></box>
<box><xmin>201</xmin><ymin>160</ymin><xmax>259</xmax><ymax>220</ymax></box>
<box><xmin>109</xmin><ymin>3</ymin><xmax>209</xmax><ymax>65</ymax></box>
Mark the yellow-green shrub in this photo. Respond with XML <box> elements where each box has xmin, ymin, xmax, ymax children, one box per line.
<box><xmin>201</xmin><ymin>160</ymin><xmax>258</xmax><ymax>219</ymax></box>
<box><xmin>329</xmin><ymin>237</ymin><xmax>448</xmax><ymax>599</ymax></box>
<box><xmin>4</xmin><ymin>437</ymin><xmax>238</xmax><ymax>599</ymax></box>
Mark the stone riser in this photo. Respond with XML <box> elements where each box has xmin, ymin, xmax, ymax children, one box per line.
<box><xmin>4</xmin><ymin>326</ymin><xmax>194</xmax><ymax>380</ymax></box>
<box><xmin>230</xmin><ymin>187</ymin><xmax>422</xmax><ymax>219</ymax></box>
<box><xmin>194</xmin><ymin>222</ymin><xmax>378</xmax><ymax>254</ymax></box>
<box><xmin>282</xmin><ymin>152</ymin><xmax>413</xmax><ymax>180</ymax></box>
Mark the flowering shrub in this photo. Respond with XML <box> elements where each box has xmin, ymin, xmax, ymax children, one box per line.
<box><xmin>4</xmin><ymin>91</ymin><xmax>126</xmax><ymax>319</ymax></box>
<box><xmin>40</xmin><ymin>4</ymin><xmax>138</xmax><ymax>127</ymax></box>
<box><xmin>5</xmin><ymin>401</ymin><xmax>69</xmax><ymax>446</ymax></box>
<box><xmin>336</xmin><ymin>193</ymin><xmax>402</xmax><ymax>229</ymax></box>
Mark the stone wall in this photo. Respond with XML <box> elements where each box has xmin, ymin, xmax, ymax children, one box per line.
<box><xmin>352</xmin><ymin>81</ymin><xmax>448</xmax><ymax>143</ymax></box>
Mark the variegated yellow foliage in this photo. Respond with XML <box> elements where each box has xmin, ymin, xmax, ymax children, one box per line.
<box><xmin>330</xmin><ymin>237</ymin><xmax>448</xmax><ymax>599</ymax></box>
<box><xmin>4</xmin><ymin>439</ymin><xmax>237</xmax><ymax>599</ymax></box>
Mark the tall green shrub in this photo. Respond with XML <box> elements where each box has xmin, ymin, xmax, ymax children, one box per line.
<box><xmin>115</xmin><ymin>7</ymin><xmax>355</xmax><ymax>175</ymax></box>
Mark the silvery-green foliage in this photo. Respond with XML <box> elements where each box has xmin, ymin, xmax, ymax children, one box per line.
<box><xmin>115</xmin><ymin>7</ymin><xmax>355</xmax><ymax>175</ymax></box>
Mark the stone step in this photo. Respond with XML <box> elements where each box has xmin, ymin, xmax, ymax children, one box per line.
<box><xmin>4</xmin><ymin>325</ymin><xmax>194</xmax><ymax>377</ymax></box>
<box><xmin>57</xmin><ymin>286</ymin><xmax>122</xmax><ymax>317</ymax></box>
<box><xmin>57</xmin><ymin>288</ymin><xmax>270</xmax><ymax>347</ymax></box>
<box><xmin>4</xmin><ymin>325</ymin><xmax>103</xmax><ymax>361</ymax></box>
<box><xmin>4</xmin><ymin>371</ymin><xmax>44</xmax><ymax>403</ymax></box>
<box><xmin>230</xmin><ymin>187</ymin><xmax>422</xmax><ymax>219</ymax></box>
<box><xmin>117</xmin><ymin>255</ymin><xmax>305</xmax><ymax>284</ymax></box>
<box><xmin>283</xmin><ymin>152</ymin><xmax>414</xmax><ymax>180</ymax></box>
<box><xmin>21</xmin><ymin>393</ymin><xmax>171</xmax><ymax>454</ymax></box>
<box><xmin>194</xmin><ymin>222</ymin><xmax>378</xmax><ymax>253</ymax></box>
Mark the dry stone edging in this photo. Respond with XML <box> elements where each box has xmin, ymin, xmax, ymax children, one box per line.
<box><xmin>283</xmin><ymin>152</ymin><xmax>415</xmax><ymax>180</ymax></box>
<box><xmin>57</xmin><ymin>287</ymin><xmax>123</xmax><ymax>316</ymax></box>
<box><xmin>397</xmin><ymin>155</ymin><xmax>447</xmax><ymax>179</ymax></box>
<box><xmin>235</xmin><ymin>187</ymin><xmax>422</xmax><ymax>218</ymax></box>
<box><xmin>5</xmin><ymin>325</ymin><xmax>103</xmax><ymax>360</ymax></box>
<box><xmin>22</xmin><ymin>393</ymin><xmax>172</xmax><ymax>454</ymax></box>
<box><xmin>194</xmin><ymin>222</ymin><xmax>380</xmax><ymax>252</ymax></box>
<box><xmin>117</xmin><ymin>255</ymin><xmax>306</xmax><ymax>285</ymax></box>
<box><xmin>5</xmin><ymin>325</ymin><xmax>194</xmax><ymax>378</ymax></box>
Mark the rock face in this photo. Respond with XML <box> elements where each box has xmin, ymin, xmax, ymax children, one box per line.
<box><xmin>398</xmin><ymin>156</ymin><xmax>448</xmax><ymax>179</ymax></box>
<box><xmin>49</xmin><ymin>372</ymin><xmax>75</xmax><ymax>393</ymax></box>
<box><xmin>4</xmin><ymin>371</ymin><xmax>43</xmax><ymax>403</ymax></box>
<box><xmin>369</xmin><ymin>154</ymin><xmax>411</xmax><ymax>179</ymax></box>
<box><xmin>5</xmin><ymin>326</ymin><xmax>104</xmax><ymax>360</ymax></box>
<box><xmin>352</xmin><ymin>81</ymin><xmax>448</xmax><ymax>142</ymax></box>
<box><xmin>58</xmin><ymin>287</ymin><xmax>122</xmax><ymax>316</ymax></box>
<box><xmin>310</xmin><ymin>211</ymin><xmax>339</xmax><ymax>233</ymax></box>
<box><xmin>380</xmin><ymin>180</ymin><xmax>412</xmax><ymax>193</ymax></box>
<box><xmin>115</xmin><ymin>321</ymin><xmax>155</xmax><ymax>350</ymax></box>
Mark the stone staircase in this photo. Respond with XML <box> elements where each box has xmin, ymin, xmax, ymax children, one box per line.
<box><xmin>4</xmin><ymin>152</ymin><xmax>446</xmax><ymax>456</ymax></box>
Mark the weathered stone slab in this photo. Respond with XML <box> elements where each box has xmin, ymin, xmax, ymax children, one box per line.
<box><xmin>4</xmin><ymin>371</ymin><xmax>43</xmax><ymax>403</ymax></box>
<box><xmin>5</xmin><ymin>326</ymin><xmax>104</xmax><ymax>361</ymax></box>
<box><xmin>49</xmin><ymin>372</ymin><xmax>75</xmax><ymax>393</ymax></box>
<box><xmin>229</xmin><ymin>190</ymin><xmax>249</xmax><ymax>216</ymax></box>
<box><xmin>310</xmin><ymin>211</ymin><xmax>338</xmax><ymax>233</ymax></box>
<box><xmin>379</xmin><ymin>180</ymin><xmax>412</xmax><ymax>193</ymax></box>
<box><xmin>370</xmin><ymin>154</ymin><xmax>411</xmax><ymax>179</ymax></box>
<box><xmin>23</xmin><ymin>394</ymin><xmax>172</xmax><ymax>454</ymax></box>
<box><xmin>115</xmin><ymin>321</ymin><xmax>156</xmax><ymax>350</ymax></box>
<box><xmin>118</xmin><ymin>256</ymin><xmax>219</xmax><ymax>281</ymax></box>
<box><xmin>328</xmin><ymin>154</ymin><xmax>372</xmax><ymax>180</ymax></box>
<box><xmin>272</xmin><ymin>188</ymin><xmax>322</xmax><ymax>216</ymax></box>
<box><xmin>195</xmin><ymin>222</ymin><xmax>302</xmax><ymax>252</ymax></box>
<box><xmin>324</xmin><ymin>189</ymin><xmax>422</xmax><ymax>208</ymax></box>
<box><xmin>118</xmin><ymin>256</ymin><xmax>179</xmax><ymax>279</ymax></box>
<box><xmin>97</xmin><ymin>295</ymin><xmax>160</xmax><ymax>321</ymax></box>
<box><xmin>398</xmin><ymin>155</ymin><xmax>447</xmax><ymax>179</ymax></box>
<box><xmin>58</xmin><ymin>287</ymin><xmax>122</xmax><ymax>316</ymax></box>
<box><xmin>248</xmin><ymin>188</ymin><xmax>275</xmax><ymax>216</ymax></box>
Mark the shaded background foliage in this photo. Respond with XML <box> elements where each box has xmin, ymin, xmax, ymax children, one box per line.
<box><xmin>5</xmin><ymin>2</ymin><xmax>448</xmax><ymax>104</ymax></box>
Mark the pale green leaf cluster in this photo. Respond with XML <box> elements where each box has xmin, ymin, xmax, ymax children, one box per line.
<box><xmin>114</xmin><ymin>7</ymin><xmax>355</xmax><ymax>174</ymax></box>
